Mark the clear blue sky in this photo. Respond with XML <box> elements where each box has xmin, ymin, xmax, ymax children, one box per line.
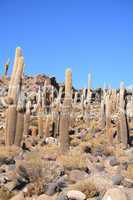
<box><xmin>0</xmin><ymin>0</ymin><xmax>132</xmax><ymax>89</ymax></box>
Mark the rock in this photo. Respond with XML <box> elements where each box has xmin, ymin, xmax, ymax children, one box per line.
<box><xmin>45</xmin><ymin>137</ymin><xmax>58</xmax><ymax>145</ymax></box>
<box><xmin>45</xmin><ymin>182</ymin><xmax>57</xmax><ymax>195</ymax></box>
<box><xmin>0</xmin><ymin>157</ymin><xmax>15</xmax><ymax>166</ymax></box>
<box><xmin>112</xmin><ymin>174</ymin><xmax>124</xmax><ymax>185</ymax></box>
<box><xmin>102</xmin><ymin>188</ymin><xmax>128</xmax><ymax>200</ymax></box>
<box><xmin>125</xmin><ymin>148</ymin><xmax>133</xmax><ymax>160</ymax></box>
<box><xmin>122</xmin><ymin>178</ymin><xmax>133</xmax><ymax>188</ymax></box>
<box><xmin>88</xmin><ymin>172</ymin><xmax>113</xmax><ymax>192</ymax></box>
<box><xmin>109</xmin><ymin>156</ymin><xmax>119</xmax><ymax>166</ymax></box>
<box><xmin>46</xmin><ymin>176</ymin><xmax>67</xmax><ymax>195</ymax></box>
<box><xmin>10</xmin><ymin>192</ymin><xmax>25</xmax><ymax>200</ymax></box>
<box><xmin>36</xmin><ymin>194</ymin><xmax>53</xmax><ymax>200</ymax></box>
<box><xmin>95</xmin><ymin>163</ymin><xmax>105</xmax><ymax>172</ymax></box>
<box><xmin>67</xmin><ymin>190</ymin><xmax>86</xmax><ymax>200</ymax></box>
<box><xmin>69</xmin><ymin>170</ymin><xmax>89</xmax><ymax>183</ymax></box>
<box><xmin>56</xmin><ymin>192</ymin><xmax>68</xmax><ymax>200</ymax></box>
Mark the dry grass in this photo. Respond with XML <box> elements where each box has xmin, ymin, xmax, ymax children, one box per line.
<box><xmin>38</xmin><ymin>143</ymin><xmax>59</xmax><ymax>159</ymax></box>
<box><xmin>70</xmin><ymin>138</ymin><xmax>81</xmax><ymax>146</ymax></box>
<box><xmin>125</xmin><ymin>164</ymin><xmax>133</xmax><ymax>180</ymax></box>
<box><xmin>58</xmin><ymin>149</ymin><xmax>88</xmax><ymax>170</ymax></box>
<box><xmin>68</xmin><ymin>179</ymin><xmax>98</xmax><ymax>198</ymax></box>
<box><xmin>0</xmin><ymin>187</ymin><xmax>14</xmax><ymax>200</ymax></box>
<box><xmin>0</xmin><ymin>146</ymin><xmax>20</xmax><ymax>158</ymax></box>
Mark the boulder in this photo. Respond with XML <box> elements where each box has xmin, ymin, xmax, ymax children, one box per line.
<box><xmin>69</xmin><ymin>170</ymin><xmax>89</xmax><ymax>183</ymax></box>
<box><xmin>67</xmin><ymin>190</ymin><xmax>86</xmax><ymax>200</ymax></box>
<box><xmin>102</xmin><ymin>188</ymin><xmax>128</xmax><ymax>200</ymax></box>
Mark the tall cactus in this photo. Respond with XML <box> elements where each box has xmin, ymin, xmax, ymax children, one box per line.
<box><xmin>14</xmin><ymin>111</ymin><xmax>24</xmax><ymax>146</ymax></box>
<box><xmin>23</xmin><ymin>101</ymin><xmax>31</xmax><ymax>136</ymax></box>
<box><xmin>100</xmin><ymin>99</ymin><xmax>106</xmax><ymax>129</ymax></box>
<box><xmin>119</xmin><ymin>82</ymin><xmax>129</xmax><ymax>148</ymax></box>
<box><xmin>8</xmin><ymin>47</ymin><xmax>22</xmax><ymax>97</ymax></box>
<box><xmin>38</xmin><ymin>107</ymin><xmax>44</xmax><ymax>138</ymax></box>
<box><xmin>59</xmin><ymin>68</ymin><xmax>72</xmax><ymax>153</ymax></box>
<box><xmin>5</xmin><ymin>47</ymin><xmax>25</xmax><ymax>146</ymax></box>
<box><xmin>105</xmin><ymin>94</ymin><xmax>112</xmax><ymax>143</ymax></box>
<box><xmin>87</xmin><ymin>73</ymin><xmax>92</xmax><ymax>102</ymax></box>
<box><xmin>6</xmin><ymin>105</ymin><xmax>17</xmax><ymax>145</ymax></box>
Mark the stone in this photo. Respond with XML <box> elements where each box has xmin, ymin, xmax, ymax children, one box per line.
<box><xmin>56</xmin><ymin>192</ymin><xmax>68</xmax><ymax>200</ymax></box>
<box><xmin>67</xmin><ymin>190</ymin><xmax>86</xmax><ymax>200</ymax></box>
<box><xmin>45</xmin><ymin>182</ymin><xmax>57</xmax><ymax>195</ymax></box>
<box><xmin>69</xmin><ymin>170</ymin><xmax>89</xmax><ymax>183</ymax></box>
<box><xmin>102</xmin><ymin>188</ymin><xmax>128</xmax><ymax>200</ymax></box>
<box><xmin>109</xmin><ymin>156</ymin><xmax>119</xmax><ymax>166</ymax></box>
<box><xmin>112</xmin><ymin>174</ymin><xmax>124</xmax><ymax>185</ymax></box>
<box><xmin>36</xmin><ymin>194</ymin><xmax>53</xmax><ymax>200</ymax></box>
<box><xmin>122</xmin><ymin>178</ymin><xmax>133</xmax><ymax>188</ymax></box>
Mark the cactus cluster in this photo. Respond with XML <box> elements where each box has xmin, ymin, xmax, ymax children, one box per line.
<box><xmin>3</xmin><ymin>49</ymin><xmax>131</xmax><ymax>151</ymax></box>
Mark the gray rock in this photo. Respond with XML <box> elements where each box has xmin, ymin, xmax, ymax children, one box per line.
<box><xmin>69</xmin><ymin>170</ymin><xmax>89</xmax><ymax>183</ymax></box>
<box><xmin>112</xmin><ymin>174</ymin><xmax>124</xmax><ymax>185</ymax></box>
<box><xmin>109</xmin><ymin>156</ymin><xmax>119</xmax><ymax>166</ymax></box>
<box><xmin>56</xmin><ymin>192</ymin><xmax>68</xmax><ymax>200</ymax></box>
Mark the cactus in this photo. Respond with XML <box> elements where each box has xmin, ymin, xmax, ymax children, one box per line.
<box><xmin>87</xmin><ymin>73</ymin><xmax>92</xmax><ymax>102</ymax></box>
<box><xmin>6</xmin><ymin>105</ymin><xmax>17</xmax><ymax>145</ymax></box>
<box><xmin>4</xmin><ymin>58</ymin><xmax>10</xmax><ymax>78</ymax></box>
<box><xmin>38</xmin><ymin>106</ymin><xmax>44</xmax><ymax>138</ymax></box>
<box><xmin>14</xmin><ymin>111</ymin><xmax>24</xmax><ymax>146</ymax></box>
<box><xmin>45</xmin><ymin>115</ymin><xmax>51</xmax><ymax>137</ymax></box>
<box><xmin>100</xmin><ymin>99</ymin><xmax>106</xmax><ymax>129</ymax></box>
<box><xmin>5</xmin><ymin>47</ymin><xmax>25</xmax><ymax>146</ymax></box>
<box><xmin>74</xmin><ymin>92</ymin><xmax>78</xmax><ymax>105</ymax></box>
<box><xmin>105</xmin><ymin>94</ymin><xmax>112</xmax><ymax>143</ymax></box>
<box><xmin>59</xmin><ymin>68</ymin><xmax>72</xmax><ymax>153</ymax></box>
<box><xmin>8</xmin><ymin>47</ymin><xmax>22</xmax><ymax>97</ymax></box>
<box><xmin>119</xmin><ymin>82</ymin><xmax>129</xmax><ymax>148</ymax></box>
<box><xmin>23</xmin><ymin>101</ymin><xmax>31</xmax><ymax>135</ymax></box>
<box><xmin>10</xmin><ymin>57</ymin><xmax>24</xmax><ymax>104</ymax></box>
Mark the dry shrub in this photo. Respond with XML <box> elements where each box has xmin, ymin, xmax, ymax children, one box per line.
<box><xmin>70</xmin><ymin>138</ymin><xmax>81</xmax><ymax>147</ymax></box>
<box><xmin>58</xmin><ymin>149</ymin><xmax>88</xmax><ymax>170</ymax></box>
<box><xmin>113</xmin><ymin>145</ymin><xmax>125</xmax><ymax>157</ymax></box>
<box><xmin>38</xmin><ymin>143</ymin><xmax>59</xmax><ymax>159</ymax></box>
<box><xmin>16</xmin><ymin>151</ymin><xmax>43</xmax><ymax>182</ymax></box>
<box><xmin>125</xmin><ymin>164</ymin><xmax>133</xmax><ymax>180</ymax></box>
<box><xmin>82</xmin><ymin>133</ymin><xmax>93</xmax><ymax>142</ymax></box>
<box><xmin>16</xmin><ymin>149</ymin><xmax>63</xmax><ymax>186</ymax></box>
<box><xmin>68</xmin><ymin>179</ymin><xmax>99</xmax><ymax>198</ymax></box>
<box><xmin>91</xmin><ymin>135</ymin><xmax>106</xmax><ymax>150</ymax></box>
<box><xmin>0</xmin><ymin>187</ymin><xmax>14</xmax><ymax>200</ymax></box>
<box><xmin>0</xmin><ymin>146</ymin><xmax>20</xmax><ymax>158</ymax></box>
<box><xmin>79</xmin><ymin>141</ymin><xmax>92</xmax><ymax>153</ymax></box>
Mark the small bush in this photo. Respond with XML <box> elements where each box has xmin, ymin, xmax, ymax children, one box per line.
<box><xmin>0</xmin><ymin>187</ymin><xmax>14</xmax><ymax>200</ymax></box>
<box><xmin>58</xmin><ymin>149</ymin><xmax>88</xmax><ymax>170</ymax></box>
<box><xmin>125</xmin><ymin>164</ymin><xmax>133</xmax><ymax>180</ymax></box>
<box><xmin>68</xmin><ymin>179</ymin><xmax>99</xmax><ymax>198</ymax></box>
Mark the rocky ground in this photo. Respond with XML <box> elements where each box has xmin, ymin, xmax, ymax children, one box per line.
<box><xmin>0</xmin><ymin>75</ymin><xmax>132</xmax><ymax>200</ymax></box>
